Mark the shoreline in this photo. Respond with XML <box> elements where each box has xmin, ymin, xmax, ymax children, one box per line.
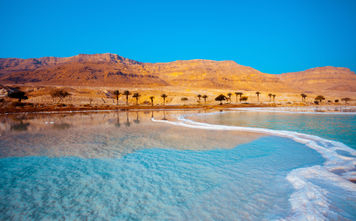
<box><xmin>0</xmin><ymin>103</ymin><xmax>276</xmax><ymax>114</ymax></box>
<box><xmin>1</xmin><ymin>103</ymin><xmax>354</xmax><ymax>115</ymax></box>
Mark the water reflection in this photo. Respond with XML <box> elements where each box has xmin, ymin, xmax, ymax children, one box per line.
<box><xmin>162</xmin><ymin>110</ymin><xmax>167</xmax><ymax>120</ymax></box>
<box><xmin>125</xmin><ymin>111</ymin><xmax>131</xmax><ymax>127</ymax></box>
<box><xmin>133</xmin><ymin>112</ymin><xmax>140</xmax><ymax>124</ymax></box>
<box><xmin>115</xmin><ymin>111</ymin><xmax>121</xmax><ymax>128</ymax></box>
<box><xmin>0</xmin><ymin>110</ymin><xmax>264</xmax><ymax>158</ymax></box>
<box><xmin>11</xmin><ymin>121</ymin><xmax>30</xmax><ymax>131</ymax></box>
<box><xmin>52</xmin><ymin>123</ymin><xmax>72</xmax><ymax>130</ymax></box>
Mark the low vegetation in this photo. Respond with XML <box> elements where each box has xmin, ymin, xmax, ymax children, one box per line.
<box><xmin>8</xmin><ymin>90</ymin><xmax>28</xmax><ymax>102</ymax></box>
<box><xmin>341</xmin><ymin>97</ymin><xmax>351</xmax><ymax>104</ymax></box>
<box><xmin>215</xmin><ymin>94</ymin><xmax>227</xmax><ymax>105</ymax></box>
<box><xmin>315</xmin><ymin>95</ymin><xmax>325</xmax><ymax>104</ymax></box>
<box><xmin>50</xmin><ymin>89</ymin><xmax>71</xmax><ymax>103</ymax></box>
<box><xmin>181</xmin><ymin>97</ymin><xmax>188</xmax><ymax>105</ymax></box>
<box><xmin>240</xmin><ymin>96</ymin><xmax>248</xmax><ymax>102</ymax></box>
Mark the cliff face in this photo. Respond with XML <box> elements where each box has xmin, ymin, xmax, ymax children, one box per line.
<box><xmin>0</xmin><ymin>54</ymin><xmax>166</xmax><ymax>87</ymax></box>
<box><xmin>0</xmin><ymin>53</ymin><xmax>355</xmax><ymax>94</ymax></box>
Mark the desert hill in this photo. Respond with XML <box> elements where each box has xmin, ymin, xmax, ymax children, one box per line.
<box><xmin>1</xmin><ymin>53</ymin><xmax>355</xmax><ymax>95</ymax></box>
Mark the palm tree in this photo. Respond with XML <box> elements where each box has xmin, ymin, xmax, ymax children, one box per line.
<box><xmin>301</xmin><ymin>93</ymin><xmax>307</xmax><ymax>102</ymax></box>
<box><xmin>256</xmin><ymin>91</ymin><xmax>261</xmax><ymax>103</ymax></box>
<box><xmin>227</xmin><ymin>93</ymin><xmax>232</xmax><ymax>103</ymax></box>
<box><xmin>272</xmin><ymin>94</ymin><xmax>276</xmax><ymax>102</ymax></box>
<box><xmin>161</xmin><ymin>94</ymin><xmax>168</xmax><ymax>105</ymax></box>
<box><xmin>215</xmin><ymin>94</ymin><xmax>227</xmax><ymax>105</ymax></box>
<box><xmin>235</xmin><ymin>92</ymin><xmax>243</xmax><ymax>103</ymax></box>
<box><xmin>150</xmin><ymin>96</ymin><xmax>155</xmax><ymax>106</ymax></box>
<box><xmin>202</xmin><ymin>95</ymin><xmax>208</xmax><ymax>104</ymax></box>
<box><xmin>268</xmin><ymin>93</ymin><xmax>272</xmax><ymax>102</ymax></box>
<box><xmin>123</xmin><ymin>90</ymin><xmax>131</xmax><ymax>105</ymax></box>
<box><xmin>132</xmin><ymin>92</ymin><xmax>141</xmax><ymax>105</ymax></box>
<box><xmin>315</xmin><ymin>95</ymin><xmax>325</xmax><ymax>104</ymax></box>
<box><xmin>197</xmin><ymin>94</ymin><xmax>202</xmax><ymax>104</ymax></box>
<box><xmin>113</xmin><ymin>90</ymin><xmax>120</xmax><ymax>105</ymax></box>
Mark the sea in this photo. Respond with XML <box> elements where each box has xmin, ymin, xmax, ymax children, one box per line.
<box><xmin>0</xmin><ymin>107</ymin><xmax>355</xmax><ymax>220</ymax></box>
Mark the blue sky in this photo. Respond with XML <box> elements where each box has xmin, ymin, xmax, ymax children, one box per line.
<box><xmin>0</xmin><ymin>0</ymin><xmax>355</xmax><ymax>74</ymax></box>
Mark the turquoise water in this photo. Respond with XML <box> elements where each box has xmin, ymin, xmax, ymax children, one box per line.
<box><xmin>189</xmin><ymin>110</ymin><xmax>356</xmax><ymax>149</ymax></box>
<box><xmin>1</xmin><ymin>137</ymin><xmax>325</xmax><ymax>220</ymax></box>
<box><xmin>0</xmin><ymin>110</ymin><xmax>355</xmax><ymax>220</ymax></box>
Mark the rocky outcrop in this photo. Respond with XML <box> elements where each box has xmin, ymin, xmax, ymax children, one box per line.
<box><xmin>0</xmin><ymin>53</ymin><xmax>355</xmax><ymax>94</ymax></box>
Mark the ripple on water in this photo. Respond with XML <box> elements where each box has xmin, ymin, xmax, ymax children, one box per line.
<box><xmin>0</xmin><ymin>136</ymin><xmax>325</xmax><ymax>220</ymax></box>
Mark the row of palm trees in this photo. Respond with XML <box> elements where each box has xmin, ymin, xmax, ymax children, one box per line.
<box><xmin>111</xmin><ymin>90</ymin><xmax>276</xmax><ymax>106</ymax></box>
<box><xmin>113</xmin><ymin>90</ymin><xmax>212</xmax><ymax>106</ymax></box>
<box><xmin>111</xmin><ymin>90</ymin><xmax>351</xmax><ymax>106</ymax></box>
<box><xmin>112</xmin><ymin>90</ymin><xmax>168</xmax><ymax>106</ymax></box>
<box><xmin>213</xmin><ymin>91</ymin><xmax>276</xmax><ymax>105</ymax></box>
<box><xmin>197</xmin><ymin>94</ymin><xmax>208</xmax><ymax>104</ymax></box>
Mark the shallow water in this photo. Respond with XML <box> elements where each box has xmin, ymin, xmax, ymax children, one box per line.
<box><xmin>189</xmin><ymin>109</ymin><xmax>356</xmax><ymax>149</ymax></box>
<box><xmin>0</xmin><ymin>109</ymin><xmax>355</xmax><ymax>220</ymax></box>
<box><xmin>0</xmin><ymin>111</ymin><xmax>262</xmax><ymax>158</ymax></box>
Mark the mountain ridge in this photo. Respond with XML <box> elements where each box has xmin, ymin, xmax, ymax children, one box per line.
<box><xmin>1</xmin><ymin>53</ymin><xmax>355</xmax><ymax>94</ymax></box>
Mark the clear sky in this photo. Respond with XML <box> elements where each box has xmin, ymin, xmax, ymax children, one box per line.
<box><xmin>0</xmin><ymin>0</ymin><xmax>355</xmax><ymax>74</ymax></box>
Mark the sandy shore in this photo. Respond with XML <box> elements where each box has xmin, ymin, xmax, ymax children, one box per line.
<box><xmin>1</xmin><ymin>84</ymin><xmax>354</xmax><ymax>114</ymax></box>
<box><xmin>2</xmin><ymin>102</ymin><xmax>355</xmax><ymax>115</ymax></box>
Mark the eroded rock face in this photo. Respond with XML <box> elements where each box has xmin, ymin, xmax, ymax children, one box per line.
<box><xmin>0</xmin><ymin>53</ymin><xmax>355</xmax><ymax>94</ymax></box>
<box><xmin>0</xmin><ymin>54</ymin><xmax>166</xmax><ymax>86</ymax></box>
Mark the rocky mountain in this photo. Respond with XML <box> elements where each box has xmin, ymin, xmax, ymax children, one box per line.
<box><xmin>280</xmin><ymin>67</ymin><xmax>356</xmax><ymax>92</ymax></box>
<box><xmin>0</xmin><ymin>53</ymin><xmax>355</xmax><ymax>94</ymax></box>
